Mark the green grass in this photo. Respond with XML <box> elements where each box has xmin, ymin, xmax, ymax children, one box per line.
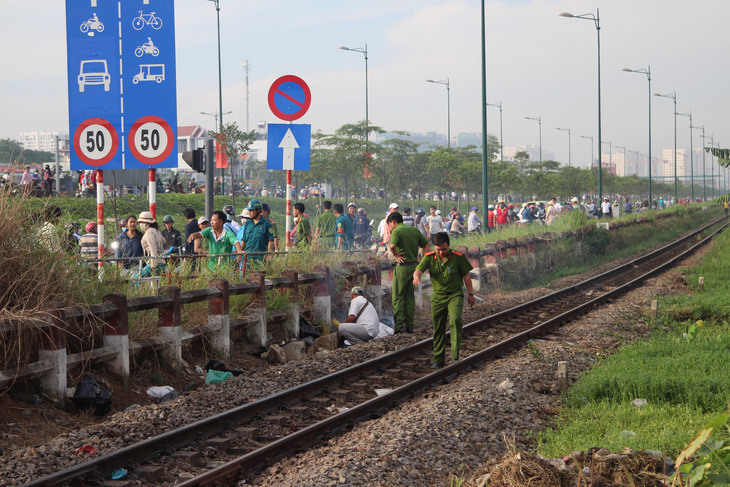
<box><xmin>536</xmin><ymin>225</ymin><xmax>730</xmax><ymax>459</ymax></box>
<box><xmin>536</xmin><ymin>402</ymin><xmax>723</xmax><ymax>458</ymax></box>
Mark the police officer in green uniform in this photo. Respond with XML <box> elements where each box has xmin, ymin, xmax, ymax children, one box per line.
<box><xmin>237</xmin><ymin>199</ymin><xmax>274</xmax><ymax>267</ymax></box>
<box><xmin>413</xmin><ymin>231</ymin><xmax>474</xmax><ymax>368</ymax></box>
<box><xmin>261</xmin><ymin>202</ymin><xmax>279</xmax><ymax>251</ymax></box>
<box><xmin>315</xmin><ymin>200</ymin><xmax>336</xmax><ymax>248</ymax></box>
<box><xmin>388</xmin><ymin>211</ymin><xmax>430</xmax><ymax>333</ymax></box>
<box><xmin>334</xmin><ymin>203</ymin><xmax>354</xmax><ymax>250</ymax></box>
<box><xmin>293</xmin><ymin>202</ymin><xmax>312</xmax><ymax>248</ymax></box>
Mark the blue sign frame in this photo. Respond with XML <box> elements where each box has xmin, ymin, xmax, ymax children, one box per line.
<box><xmin>266</xmin><ymin>124</ymin><xmax>311</xmax><ymax>171</ymax></box>
<box><xmin>66</xmin><ymin>0</ymin><xmax>177</xmax><ymax>170</ymax></box>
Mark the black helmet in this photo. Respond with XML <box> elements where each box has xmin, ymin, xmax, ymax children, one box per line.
<box><xmin>261</xmin><ymin>203</ymin><xmax>271</xmax><ymax>212</ymax></box>
<box><xmin>417</xmin><ymin>208</ymin><xmax>425</xmax><ymax>216</ymax></box>
<box><xmin>223</xmin><ymin>205</ymin><xmax>234</xmax><ymax>215</ymax></box>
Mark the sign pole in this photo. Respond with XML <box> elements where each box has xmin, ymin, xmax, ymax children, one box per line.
<box><xmin>96</xmin><ymin>170</ymin><xmax>105</xmax><ymax>273</ymax></box>
<box><xmin>149</xmin><ymin>169</ymin><xmax>157</xmax><ymax>219</ymax></box>
<box><xmin>286</xmin><ymin>169</ymin><xmax>292</xmax><ymax>251</ymax></box>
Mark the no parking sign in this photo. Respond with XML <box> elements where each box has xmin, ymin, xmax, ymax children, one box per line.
<box><xmin>268</xmin><ymin>75</ymin><xmax>311</xmax><ymax>121</ymax></box>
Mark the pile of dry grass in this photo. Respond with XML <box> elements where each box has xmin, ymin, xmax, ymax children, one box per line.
<box><xmin>0</xmin><ymin>194</ymin><xmax>104</xmax><ymax>373</ymax></box>
<box><xmin>474</xmin><ymin>448</ymin><xmax>669</xmax><ymax>487</ymax></box>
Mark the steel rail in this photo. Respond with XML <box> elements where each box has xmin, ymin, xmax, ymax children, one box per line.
<box><xmin>26</xmin><ymin>217</ymin><xmax>726</xmax><ymax>487</ymax></box>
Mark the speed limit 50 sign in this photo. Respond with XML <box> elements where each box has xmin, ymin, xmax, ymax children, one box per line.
<box><xmin>128</xmin><ymin>116</ymin><xmax>175</xmax><ymax>165</ymax></box>
<box><xmin>73</xmin><ymin>117</ymin><xmax>119</xmax><ymax>166</ymax></box>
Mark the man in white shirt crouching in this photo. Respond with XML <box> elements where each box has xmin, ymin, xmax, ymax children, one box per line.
<box><xmin>338</xmin><ymin>286</ymin><xmax>384</xmax><ymax>344</ymax></box>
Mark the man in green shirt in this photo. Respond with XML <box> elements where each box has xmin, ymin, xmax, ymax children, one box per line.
<box><xmin>187</xmin><ymin>210</ymin><xmax>242</xmax><ymax>271</ymax></box>
<box><xmin>261</xmin><ymin>203</ymin><xmax>279</xmax><ymax>251</ymax></box>
<box><xmin>388</xmin><ymin>211</ymin><xmax>430</xmax><ymax>334</ymax></box>
<box><xmin>413</xmin><ymin>231</ymin><xmax>474</xmax><ymax>368</ymax></box>
<box><xmin>314</xmin><ymin>200</ymin><xmax>336</xmax><ymax>248</ymax></box>
<box><xmin>334</xmin><ymin>203</ymin><xmax>354</xmax><ymax>250</ymax></box>
<box><xmin>293</xmin><ymin>202</ymin><xmax>311</xmax><ymax>248</ymax></box>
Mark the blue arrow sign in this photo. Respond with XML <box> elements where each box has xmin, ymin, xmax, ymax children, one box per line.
<box><xmin>266</xmin><ymin>124</ymin><xmax>311</xmax><ymax>171</ymax></box>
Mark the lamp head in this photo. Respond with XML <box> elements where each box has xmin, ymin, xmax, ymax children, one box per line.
<box><xmin>339</xmin><ymin>46</ymin><xmax>350</xmax><ymax>51</ymax></box>
<box><xmin>426</xmin><ymin>79</ymin><xmax>435</xmax><ymax>83</ymax></box>
<box><xmin>622</xmin><ymin>68</ymin><xmax>633</xmax><ymax>72</ymax></box>
<box><xmin>559</xmin><ymin>12</ymin><xmax>574</xmax><ymax>18</ymax></box>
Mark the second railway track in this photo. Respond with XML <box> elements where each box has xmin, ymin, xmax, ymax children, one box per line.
<box><xmin>27</xmin><ymin>217</ymin><xmax>727</xmax><ymax>487</ymax></box>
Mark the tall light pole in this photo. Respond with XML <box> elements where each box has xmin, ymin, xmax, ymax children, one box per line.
<box><xmin>340</xmin><ymin>45</ymin><xmax>369</xmax><ymax>150</ymax></box>
<box><xmin>560</xmin><ymin>9</ymin><xmax>602</xmax><ymax>200</ymax></box>
<box><xmin>676</xmin><ymin>111</ymin><xmax>694</xmax><ymax>200</ymax></box>
<box><xmin>243</xmin><ymin>60</ymin><xmax>250</xmax><ymax>132</ymax></box>
<box><xmin>708</xmin><ymin>135</ymin><xmax>715</xmax><ymax>199</ymax></box>
<box><xmin>487</xmin><ymin>101</ymin><xmax>503</xmax><ymax>160</ymax></box>
<box><xmin>623</xmin><ymin>66</ymin><xmax>652</xmax><ymax>203</ymax></box>
<box><xmin>427</xmin><ymin>78</ymin><xmax>451</xmax><ymax>147</ymax></box>
<box><xmin>580</xmin><ymin>134</ymin><xmax>594</xmax><ymax>170</ymax></box>
<box><xmin>556</xmin><ymin>127</ymin><xmax>571</xmax><ymax>166</ymax></box>
<box><xmin>201</xmin><ymin>110</ymin><xmax>232</xmax><ymax>130</ymax></box>
<box><xmin>655</xmin><ymin>92</ymin><xmax>677</xmax><ymax>201</ymax></box>
<box><xmin>340</xmin><ymin>44</ymin><xmax>369</xmax><ymax>199</ymax></box>
<box><xmin>525</xmin><ymin>116</ymin><xmax>542</xmax><ymax>162</ymax></box>
<box><xmin>207</xmin><ymin>0</ymin><xmax>225</xmax><ymax>195</ymax></box>
<box><xmin>696</xmin><ymin>129</ymin><xmax>704</xmax><ymax>200</ymax></box>
<box><xmin>481</xmin><ymin>0</ymin><xmax>489</xmax><ymax>213</ymax></box>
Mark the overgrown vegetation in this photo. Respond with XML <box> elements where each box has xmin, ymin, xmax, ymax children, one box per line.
<box><xmin>536</xmin><ymin>225</ymin><xmax>730</xmax><ymax>462</ymax></box>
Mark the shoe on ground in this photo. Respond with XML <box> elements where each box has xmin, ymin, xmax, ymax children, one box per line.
<box><xmin>405</xmin><ymin>328</ymin><xmax>415</xmax><ymax>334</ymax></box>
<box><xmin>394</xmin><ymin>328</ymin><xmax>406</xmax><ymax>335</ymax></box>
<box><xmin>451</xmin><ymin>358</ymin><xmax>460</xmax><ymax>364</ymax></box>
<box><xmin>430</xmin><ymin>362</ymin><xmax>445</xmax><ymax>369</ymax></box>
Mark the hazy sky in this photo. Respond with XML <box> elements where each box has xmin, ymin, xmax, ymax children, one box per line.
<box><xmin>1</xmin><ymin>0</ymin><xmax>728</xmax><ymax>168</ymax></box>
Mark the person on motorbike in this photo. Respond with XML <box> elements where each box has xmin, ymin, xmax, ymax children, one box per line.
<box><xmin>222</xmin><ymin>205</ymin><xmax>241</xmax><ymax>234</ymax></box>
<box><xmin>353</xmin><ymin>208</ymin><xmax>371</xmax><ymax>248</ymax></box>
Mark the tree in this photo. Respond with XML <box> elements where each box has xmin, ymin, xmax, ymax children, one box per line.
<box><xmin>0</xmin><ymin>138</ymin><xmax>54</xmax><ymax>165</ymax></box>
<box><xmin>379</xmin><ymin>135</ymin><xmax>420</xmax><ymax>201</ymax></box>
<box><xmin>311</xmin><ymin>121</ymin><xmax>384</xmax><ymax>199</ymax></box>
<box><xmin>209</xmin><ymin>122</ymin><xmax>256</xmax><ymax>210</ymax></box>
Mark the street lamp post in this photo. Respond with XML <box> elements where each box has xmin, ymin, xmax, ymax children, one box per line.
<box><xmin>487</xmin><ymin>101</ymin><xmax>503</xmax><ymax>160</ymax></box>
<box><xmin>698</xmin><ymin>126</ymin><xmax>707</xmax><ymax>201</ymax></box>
<box><xmin>655</xmin><ymin>92</ymin><xmax>677</xmax><ymax>201</ymax></box>
<box><xmin>427</xmin><ymin>78</ymin><xmax>451</xmax><ymax>147</ymax></box>
<box><xmin>677</xmin><ymin>111</ymin><xmax>694</xmax><ymax>201</ymax></box>
<box><xmin>708</xmin><ymin>135</ymin><xmax>715</xmax><ymax>199</ymax></box>
<box><xmin>622</xmin><ymin>66</ymin><xmax>652</xmax><ymax>203</ymax></box>
<box><xmin>556</xmin><ymin>127</ymin><xmax>571</xmax><ymax>166</ymax></box>
<box><xmin>560</xmin><ymin>9</ymin><xmax>602</xmax><ymax>200</ymax></box>
<box><xmin>340</xmin><ymin>44</ymin><xmax>369</xmax><ymax>198</ymax></box>
<box><xmin>201</xmin><ymin>110</ymin><xmax>232</xmax><ymax>130</ymax></box>
<box><xmin>580</xmin><ymin>134</ymin><xmax>594</xmax><ymax>170</ymax></box>
<box><xmin>206</xmin><ymin>0</ymin><xmax>225</xmax><ymax>196</ymax></box>
<box><xmin>525</xmin><ymin>116</ymin><xmax>542</xmax><ymax>163</ymax></box>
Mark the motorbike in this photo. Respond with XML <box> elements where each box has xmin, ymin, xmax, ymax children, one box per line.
<box><xmin>80</xmin><ymin>14</ymin><xmax>104</xmax><ymax>33</ymax></box>
<box><xmin>134</xmin><ymin>42</ymin><xmax>159</xmax><ymax>57</ymax></box>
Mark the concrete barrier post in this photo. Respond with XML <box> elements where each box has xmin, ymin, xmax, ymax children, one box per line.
<box><xmin>208</xmin><ymin>278</ymin><xmax>230</xmax><ymax>360</ymax></box>
<box><xmin>484</xmin><ymin>243</ymin><xmax>499</xmax><ymax>284</ymax></box>
<box><xmin>39</xmin><ymin>303</ymin><xmax>67</xmax><ymax>406</ymax></box>
<box><xmin>246</xmin><ymin>272</ymin><xmax>267</xmax><ymax>348</ymax></box>
<box><xmin>158</xmin><ymin>285</ymin><xmax>182</xmax><ymax>377</ymax></box>
<box><xmin>468</xmin><ymin>246</ymin><xmax>485</xmax><ymax>292</ymax></box>
<box><xmin>102</xmin><ymin>293</ymin><xmax>130</xmax><ymax>390</ymax></box>
<box><xmin>281</xmin><ymin>269</ymin><xmax>300</xmax><ymax>339</ymax></box>
<box><xmin>313</xmin><ymin>265</ymin><xmax>332</xmax><ymax>326</ymax></box>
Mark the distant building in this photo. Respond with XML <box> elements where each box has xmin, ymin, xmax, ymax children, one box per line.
<box><xmin>504</xmin><ymin>145</ymin><xmax>555</xmax><ymax>163</ymax></box>
<box><xmin>18</xmin><ymin>130</ymin><xmax>63</xmax><ymax>153</ymax></box>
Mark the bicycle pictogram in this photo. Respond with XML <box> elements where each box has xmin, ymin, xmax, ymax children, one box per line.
<box><xmin>132</xmin><ymin>11</ymin><xmax>163</xmax><ymax>31</ymax></box>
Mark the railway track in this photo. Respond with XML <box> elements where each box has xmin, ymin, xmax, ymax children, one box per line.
<box><xmin>28</xmin><ymin>217</ymin><xmax>727</xmax><ymax>487</ymax></box>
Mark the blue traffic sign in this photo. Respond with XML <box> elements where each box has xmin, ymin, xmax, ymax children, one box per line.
<box><xmin>268</xmin><ymin>76</ymin><xmax>311</xmax><ymax>121</ymax></box>
<box><xmin>66</xmin><ymin>0</ymin><xmax>177</xmax><ymax>170</ymax></box>
<box><xmin>266</xmin><ymin>124</ymin><xmax>311</xmax><ymax>171</ymax></box>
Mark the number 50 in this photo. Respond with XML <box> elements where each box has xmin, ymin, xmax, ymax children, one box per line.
<box><xmin>86</xmin><ymin>131</ymin><xmax>105</xmax><ymax>152</ymax></box>
<box><xmin>140</xmin><ymin>129</ymin><xmax>160</xmax><ymax>151</ymax></box>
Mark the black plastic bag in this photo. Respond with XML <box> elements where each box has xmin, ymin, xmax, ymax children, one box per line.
<box><xmin>71</xmin><ymin>375</ymin><xmax>112</xmax><ymax>416</ymax></box>
<box><xmin>299</xmin><ymin>317</ymin><xmax>321</xmax><ymax>339</ymax></box>
<box><xmin>205</xmin><ymin>359</ymin><xmax>227</xmax><ymax>372</ymax></box>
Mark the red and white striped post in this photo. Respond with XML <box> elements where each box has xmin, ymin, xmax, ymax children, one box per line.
<box><xmin>149</xmin><ymin>168</ymin><xmax>157</xmax><ymax>219</ymax></box>
<box><xmin>285</xmin><ymin>169</ymin><xmax>292</xmax><ymax>251</ymax></box>
<box><xmin>96</xmin><ymin>169</ymin><xmax>105</xmax><ymax>269</ymax></box>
